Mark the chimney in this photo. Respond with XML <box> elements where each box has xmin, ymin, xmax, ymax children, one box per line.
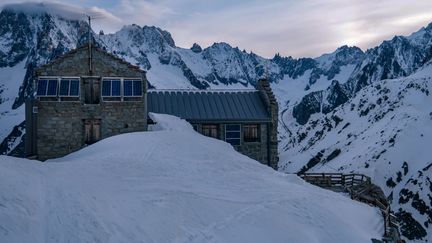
<box><xmin>256</xmin><ymin>78</ymin><xmax>279</xmax><ymax>169</ymax></box>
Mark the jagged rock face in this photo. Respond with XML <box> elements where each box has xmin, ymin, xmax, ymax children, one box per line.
<box><xmin>201</xmin><ymin>43</ymin><xmax>265</xmax><ymax>86</ymax></box>
<box><xmin>323</xmin><ymin>45</ymin><xmax>364</xmax><ymax>80</ymax></box>
<box><xmin>293</xmin><ymin>80</ymin><xmax>349</xmax><ymax>125</ymax></box>
<box><xmin>291</xmin><ymin>29</ymin><xmax>432</xmax><ymax>125</ymax></box>
<box><xmin>346</xmin><ymin>36</ymin><xmax>427</xmax><ymax>96</ymax></box>
<box><xmin>190</xmin><ymin>43</ymin><xmax>202</xmax><ymax>53</ymax></box>
<box><xmin>280</xmin><ymin>65</ymin><xmax>432</xmax><ymax>240</ymax></box>
<box><xmin>0</xmin><ymin>9</ymin><xmax>88</xmax><ymax>110</ymax></box>
<box><xmin>2</xmin><ymin>7</ymin><xmax>432</xmax><ymax>241</ymax></box>
<box><xmin>0</xmin><ymin>10</ymin><xmax>33</xmax><ymax>68</ymax></box>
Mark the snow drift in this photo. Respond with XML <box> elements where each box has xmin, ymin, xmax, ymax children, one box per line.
<box><xmin>0</xmin><ymin>113</ymin><xmax>382</xmax><ymax>242</ymax></box>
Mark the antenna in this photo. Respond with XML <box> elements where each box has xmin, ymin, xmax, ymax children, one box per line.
<box><xmin>85</xmin><ymin>14</ymin><xmax>93</xmax><ymax>75</ymax></box>
<box><xmin>84</xmin><ymin>12</ymin><xmax>105</xmax><ymax>75</ymax></box>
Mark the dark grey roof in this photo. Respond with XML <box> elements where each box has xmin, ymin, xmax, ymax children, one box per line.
<box><xmin>147</xmin><ymin>90</ymin><xmax>270</xmax><ymax>122</ymax></box>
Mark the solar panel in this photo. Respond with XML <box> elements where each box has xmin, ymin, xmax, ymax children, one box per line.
<box><xmin>69</xmin><ymin>80</ymin><xmax>79</xmax><ymax>96</ymax></box>
<box><xmin>37</xmin><ymin>79</ymin><xmax>48</xmax><ymax>96</ymax></box>
<box><xmin>47</xmin><ymin>79</ymin><xmax>58</xmax><ymax>96</ymax></box>
<box><xmin>59</xmin><ymin>79</ymin><xmax>70</xmax><ymax>96</ymax></box>
<box><xmin>112</xmin><ymin>80</ymin><xmax>121</xmax><ymax>96</ymax></box>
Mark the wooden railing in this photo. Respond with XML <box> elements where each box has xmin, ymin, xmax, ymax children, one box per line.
<box><xmin>298</xmin><ymin>173</ymin><xmax>399</xmax><ymax>240</ymax></box>
<box><xmin>299</xmin><ymin>173</ymin><xmax>370</xmax><ymax>189</ymax></box>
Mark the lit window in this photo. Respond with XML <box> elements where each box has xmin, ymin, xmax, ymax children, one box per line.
<box><xmin>37</xmin><ymin>79</ymin><xmax>58</xmax><ymax>96</ymax></box>
<box><xmin>124</xmin><ymin>79</ymin><xmax>142</xmax><ymax>97</ymax></box>
<box><xmin>243</xmin><ymin>124</ymin><xmax>260</xmax><ymax>142</ymax></box>
<box><xmin>102</xmin><ymin>79</ymin><xmax>121</xmax><ymax>97</ymax></box>
<box><xmin>201</xmin><ymin>124</ymin><xmax>218</xmax><ymax>138</ymax></box>
<box><xmin>225</xmin><ymin>124</ymin><xmax>240</xmax><ymax>145</ymax></box>
<box><xmin>59</xmin><ymin>79</ymin><xmax>79</xmax><ymax>96</ymax></box>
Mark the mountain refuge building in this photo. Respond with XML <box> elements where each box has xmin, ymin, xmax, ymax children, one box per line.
<box><xmin>25</xmin><ymin>45</ymin><xmax>279</xmax><ymax>169</ymax></box>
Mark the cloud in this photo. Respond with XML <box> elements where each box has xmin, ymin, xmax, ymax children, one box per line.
<box><xmin>159</xmin><ymin>0</ymin><xmax>432</xmax><ymax>57</ymax></box>
<box><xmin>0</xmin><ymin>1</ymin><xmax>123</xmax><ymax>32</ymax></box>
<box><xmin>1</xmin><ymin>0</ymin><xmax>432</xmax><ymax>58</ymax></box>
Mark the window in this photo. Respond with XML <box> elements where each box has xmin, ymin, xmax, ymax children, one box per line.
<box><xmin>37</xmin><ymin>79</ymin><xmax>58</xmax><ymax>96</ymax></box>
<box><xmin>225</xmin><ymin>124</ymin><xmax>241</xmax><ymax>145</ymax></box>
<box><xmin>47</xmin><ymin>79</ymin><xmax>58</xmax><ymax>96</ymax></box>
<box><xmin>124</xmin><ymin>79</ymin><xmax>142</xmax><ymax>97</ymax></box>
<box><xmin>59</xmin><ymin>79</ymin><xmax>79</xmax><ymax>96</ymax></box>
<box><xmin>243</xmin><ymin>124</ymin><xmax>260</xmax><ymax>142</ymax></box>
<box><xmin>192</xmin><ymin>124</ymin><xmax>198</xmax><ymax>131</ymax></box>
<box><xmin>84</xmin><ymin>119</ymin><xmax>101</xmax><ymax>145</ymax></box>
<box><xmin>201</xmin><ymin>124</ymin><xmax>218</xmax><ymax>138</ymax></box>
<box><xmin>102</xmin><ymin>79</ymin><xmax>121</xmax><ymax>97</ymax></box>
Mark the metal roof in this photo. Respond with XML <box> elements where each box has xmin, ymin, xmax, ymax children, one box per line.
<box><xmin>147</xmin><ymin>90</ymin><xmax>271</xmax><ymax>122</ymax></box>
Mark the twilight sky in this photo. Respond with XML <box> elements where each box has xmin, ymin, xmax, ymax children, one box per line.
<box><xmin>2</xmin><ymin>0</ymin><xmax>432</xmax><ymax>58</ymax></box>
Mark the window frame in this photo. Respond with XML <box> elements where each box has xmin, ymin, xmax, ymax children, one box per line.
<box><xmin>243</xmin><ymin>124</ymin><xmax>260</xmax><ymax>143</ymax></box>
<box><xmin>123</xmin><ymin>78</ymin><xmax>143</xmax><ymax>97</ymax></box>
<box><xmin>37</xmin><ymin>76</ymin><xmax>80</xmax><ymax>99</ymax></box>
<box><xmin>225</xmin><ymin>124</ymin><xmax>241</xmax><ymax>146</ymax></box>
<box><xmin>201</xmin><ymin>124</ymin><xmax>219</xmax><ymax>139</ymax></box>
<box><xmin>101</xmin><ymin>77</ymin><xmax>143</xmax><ymax>101</ymax></box>
<box><xmin>58</xmin><ymin>78</ymin><xmax>80</xmax><ymax>97</ymax></box>
<box><xmin>36</xmin><ymin>77</ymin><xmax>59</xmax><ymax>97</ymax></box>
<box><xmin>101</xmin><ymin>78</ymin><xmax>122</xmax><ymax>98</ymax></box>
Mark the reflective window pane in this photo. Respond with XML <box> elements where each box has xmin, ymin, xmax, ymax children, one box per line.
<box><xmin>37</xmin><ymin>79</ymin><xmax>48</xmax><ymax>96</ymax></box>
<box><xmin>69</xmin><ymin>80</ymin><xmax>79</xmax><ymax>96</ymax></box>
<box><xmin>47</xmin><ymin>79</ymin><xmax>58</xmax><ymax>96</ymax></box>
<box><xmin>59</xmin><ymin>80</ymin><xmax>70</xmax><ymax>96</ymax></box>
<box><xmin>124</xmin><ymin>80</ymin><xmax>133</xmax><ymax>96</ymax></box>
<box><xmin>112</xmin><ymin>80</ymin><xmax>121</xmax><ymax>96</ymax></box>
<box><xmin>133</xmin><ymin>80</ymin><xmax>142</xmax><ymax>96</ymax></box>
<box><xmin>102</xmin><ymin>80</ymin><xmax>111</xmax><ymax>96</ymax></box>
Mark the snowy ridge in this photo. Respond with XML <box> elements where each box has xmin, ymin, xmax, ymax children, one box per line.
<box><xmin>0</xmin><ymin>113</ymin><xmax>382</xmax><ymax>243</ymax></box>
<box><xmin>1</xmin><ymin>5</ymin><xmax>432</xmax><ymax>241</ymax></box>
<box><xmin>279</xmin><ymin>64</ymin><xmax>432</xmax><ymax>241</ymax></box>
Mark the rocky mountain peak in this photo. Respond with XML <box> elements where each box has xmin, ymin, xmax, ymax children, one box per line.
<box><xmin>142</xmin><ymin>25</ymin><xmax>176</xmax><ymax>48</ymax></box>
<box><xmin>190</xmin><ymin>43</ymin><xmax>202</xmax><ymax>53</ymax></box>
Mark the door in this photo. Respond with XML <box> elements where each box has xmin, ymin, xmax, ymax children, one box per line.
<box><xmin>83</xmin><ymin>78</ymin><xmax>100</xmax><ymax>104</ymax></box>
<box><xmin>84</xmin><ymin>119</ymin><xmax>101</xmax><ymax>144</ymax></box>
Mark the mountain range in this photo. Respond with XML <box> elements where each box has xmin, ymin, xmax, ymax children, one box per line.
<box><xmin>0</xmin><ymin>4</ymin><xmax>431</xmax><ymax>241</ymax></box>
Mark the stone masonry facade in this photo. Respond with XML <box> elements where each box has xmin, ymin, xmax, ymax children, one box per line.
<box><xmin>191</xmin><ymin>123</ymin><xmax>270</xmax><ymax>165</ymax></box>
<box><xmin>26</xmin><ymin>45</ymin><xmax>279</xmax><ymax>169</ymax></box>
<box><xmin>256</xmin><ymin>79</ymin><xmax>279</xmax><ymax>169</ymax></box>
<box><xmin>27</xmin><ymin>45</ymin><xmax>147</xmax><ymax>160</ymax></box>
<box><xmin>189</xmin><ymin>79</ymin><xmax>279</xmax><ymax>169</ymax></box>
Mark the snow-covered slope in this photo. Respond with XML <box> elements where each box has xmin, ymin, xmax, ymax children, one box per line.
<box><xmin>279</xmin><ymin>63</ymin><xmax>432</xmax><ymax>241</ymax></box>
<box><xmin>0</xmin><ymin>114</ymin><xmax>382</xmax><ymax>243</ymax></box>
<box><xmin>1</xmin><ymin>3</ymin><xmax>432</xmax><ymax>241</ymax></box>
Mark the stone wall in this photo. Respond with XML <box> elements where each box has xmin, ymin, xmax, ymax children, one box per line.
<box><xmin>193</xmin><ymin>123</ymin><xmax>269</xmax><ymax>166</ymax></box>
<box><xmin>256</xmin><ymin>79</ymin><xmax>279</xmax><ymax>169</ymax></box>
<box><xmin>35</xmin><ymin>101</ymin><xmax>146</xmax><ymax>160</ymax></box>
<box><xmin>36</xmin><ymin>45</ymin><xmax>144</xmax><ymax>77</ymax></box>
<box><xmin>28</xmin><ymin>44</ymin><xmax>148</xmax><ymax>160</ymax></box>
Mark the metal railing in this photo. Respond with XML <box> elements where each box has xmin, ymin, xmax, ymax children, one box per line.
<box><xmin>298</xmin><ymin>173</ymin><xmax>399</xmax><ymax>239</ymax></box>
